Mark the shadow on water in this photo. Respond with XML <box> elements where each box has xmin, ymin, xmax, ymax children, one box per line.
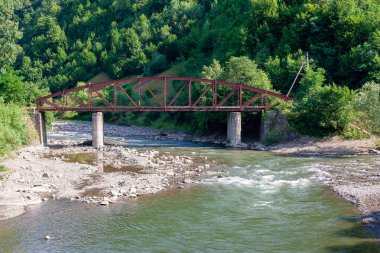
<box><xmin>327</xmin><ymin>243</ymin><xmax>380</xmax><ymax>253</ymax></box>
<box><xmin>325</xmin><ymin>214</ymin><xmax>380</xmax><ymax>252</ymax></box>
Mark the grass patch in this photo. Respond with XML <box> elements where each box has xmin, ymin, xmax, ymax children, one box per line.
<box><xmin>375</xmin><ymin>139</ymin><xmax>380</xmax><ymax>151</ymax></box>
<box><xmin>263</xmin><ymin>130</ymin><xmax>281</xmax><ymax>146</ymax></box>
<box><xmin>0</xmin><ymin>165</ymin><xmax>6</xmax><ymax>180</ymax></box>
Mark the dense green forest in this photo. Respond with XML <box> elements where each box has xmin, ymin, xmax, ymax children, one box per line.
<box><xmin>0</xmin><ymin>0</ymin><xmax>379</xmax><ymax>150</ymax></box>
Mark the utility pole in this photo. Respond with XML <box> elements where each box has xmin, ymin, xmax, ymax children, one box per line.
<box><xmin>286</xmin><ymin>53</ymin><xmax>309</xmax><ymax>97</ymax></box>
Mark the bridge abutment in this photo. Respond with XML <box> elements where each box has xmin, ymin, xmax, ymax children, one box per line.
<box><xmin>227</xmin><ymin>112</ymin><xmax>241</xmax><ymax>145</ymax></box>
<box><xmin>29</xmin><ymin>110</ymin><xmax>48</xmax><ymax>147</ymax></box>
<box><xmin>92</xmin><ymin>112</ymin><xmax>104</xmax><ymax>147</ymax></box>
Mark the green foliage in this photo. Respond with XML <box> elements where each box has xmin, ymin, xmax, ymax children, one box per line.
<box><xmin>8</xmin><ymin>0</ymin><xmax>379</xmax><ymax>97</ymax></box>
<box><xmin>223</xmin><ymin>56</ymin><xmax>272</xmax><ymax>90</ymax></box>
<box><xmin>296</xmin><ymin>68</ymin><xmax>326</xmax><ymax>100</ymax></box>
<box><xmin>263</xmin><ymin>130</ymin><xmax>281</xmax><ymax>146</ymax></box>
<box><xmin>0</xmin><ymin>68</ymin><xmax>49</xmax><ymax>106</ymax></box>
<box><xmin>289</xmin><ymin>85</ymin><xmax>355</xmax><ymax>137</ymax></box>
<box><xmin>342</xmin><ymin>125</ymin><xmax>370</xmax><ymax>140</ymax></box>
<box><xmin>0</xmin><ymin>1</ymin><xmax>23</xmax><ymax>71</ymax></box>
<box><xmin>352</xmin><ymin>81</ymin><xmax>380</xmax><ymax>135</ymax></box>
<box><xmin>0</xmin><ymin>99</ymin><xmax>29</xmax><ymax>157</ymax></box>
<box><xmin>376</xmin><ymin>139</ymin><xmax>380</xmax><ymax>150</ymax></box>
<box><xmin>201</xmin><ymin>59</ymin><xmax>224</xmax><ymax>80</ymax></box>
<box><xmin>0</xmin><ymin>0</ymin><xmax>377</xmax><ymax>141</ymax></box>
<box><xmin>201</xmin><ymin>56</ymin><xmax>273</xmax><ymax>91</ymax></box>
<box><xmin>0</xmin><ymin>69</ymin><xmax>27</xmax><ymax>104</ymax></box>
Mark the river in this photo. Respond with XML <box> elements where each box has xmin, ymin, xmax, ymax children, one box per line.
<box><xmin>0</xmin><ymin>132</ymin><xmax>379</xmax><ymax>252</ymax></box>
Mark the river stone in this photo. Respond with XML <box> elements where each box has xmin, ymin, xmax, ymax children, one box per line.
<box><xmin>129</xmin><ymin>186</ymin><xmax>137</xmax><ymax>194</ymax></box>
<box><xmin>99</xmin><ymin>200</ymin><xmax>109</xmax><ymax>206</ymax></box>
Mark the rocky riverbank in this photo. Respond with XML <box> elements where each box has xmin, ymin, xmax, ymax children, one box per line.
<box><xmin>268</xmin><ymin>136</ymin><xmax>379</xmax><ymax>156</ymax></box>
<box><xmin>298</xmin><ymin>154</ymin><xmax>380</xmax><ymax>232</ymax></box>
<box><xmin>51</xmin><ymin>121</ymin><xmax>379</xmax><ymax>155</ymax></box>
<box><xmin>0</xmin><ymin>123</ymin><xmax>214</xmax><ymax>220</ymax></box>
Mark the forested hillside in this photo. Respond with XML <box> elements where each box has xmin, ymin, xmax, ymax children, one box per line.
<box><xmin>1</xmin><ymin>0</ymin><xmax>379</xmax><ymax>141</ymax></box>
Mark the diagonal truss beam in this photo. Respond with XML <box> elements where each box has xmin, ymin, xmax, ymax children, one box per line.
<box><xmin>217</xmin><ymin>87</ymin><xmax>238</xmax><ymax>108</ymax></box>
<box><xmin>192</xmin><ymin>84</ymin><xmax>212</xmax><ymax>108</ymax></box>
<box><xmin>93</xmin><ymin>88</ymin><xmax>111</xmax><ymax>107</ymax></box>
<box><xmin>116</xmin><ymin>82</ymin><xmax>139</xmax><ymax>108</ymax></box>
<box><xmin>242</xmin><ymin>93</ymin><xmax>262</xmax><ymax>109</ymax></box>
<box><xmin>144</xmin><ymin>82</ymin><xmax>163</xmax><ymax>107</ymax></box>
<box><xmin>168</xmin><ymin>80</ymin><xmax>189</xmax><ymax>107</ymax></box>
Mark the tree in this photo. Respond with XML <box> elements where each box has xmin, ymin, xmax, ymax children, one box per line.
<box><xmin>296</xmin><ymin>67</ymin><xmax>326</xmax><ymax>100</ymax></box>
<box><xmin>201</xmin><ymin>59</ymin><xmax>223</xmax><ymax>80</ymax></box>
<box><xmin>353</xmin><ymin>81</ymin><xmax>380</xmax><ymax>134</ymax></box>
<box><xmin>0</xmin><ymin>2</ymin><xmax>23</xmax><ymax>70</ymax></box>
<box><xmin>223</xmin><ymin>56</ymin><xmax>272</xmax><ymax>90</ymax></box>
<box><xmin>289</xmin><ymin>84</ymin><xmax>355</xmax><ymax>137</ymax></box>
<box><xmin>0</xmin><ymin>69</ymin><xmax>27</xmax><ymax>104</ymax></box>
<box><xmin>107</xmin><ymin>28</ymin><xmax>147</xmax><ymax>78</ymax></box>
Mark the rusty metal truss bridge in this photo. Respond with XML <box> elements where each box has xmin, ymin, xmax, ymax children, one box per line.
<box><xmin>37</xmin><ymin>77</ymin><xmax>291</xmax><ymax>112</ymax></box>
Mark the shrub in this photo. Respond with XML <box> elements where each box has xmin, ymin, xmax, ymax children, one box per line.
<box><xmin>0</xmin><ymin>99</ymin><xmax>29</xmax><ymax>157</ymax></box>
<box><xmin>342</xmin><ymin>125</ymin><xmax>370</xmax><ymax>140</ymax></box>
<box><xmin>264</xmin><ymin>130</ymin><xmax>281</xmax><ymax>146</ymax></box>
<box><xmin>352</xmin><ymin>81</ymin><xmax>380</xmax><ymax>135</ymax></box>
<box><xmin>289</xmin><ymin>84</ymin><xmax>354</xmax><ymax>137</ymax></box>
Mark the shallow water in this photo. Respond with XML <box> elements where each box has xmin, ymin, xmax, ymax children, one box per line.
<box><xmin>1</xmin><ymin>132</ymin><xmax>380</xmax><ymax>252</ymax></box>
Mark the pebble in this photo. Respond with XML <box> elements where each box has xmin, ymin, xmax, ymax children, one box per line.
<box><xmin>129</xmin><ymin>186</ymin><xmax>137</xmax><ymax>194</ymax></box>
<box><xmin>44</xmin><ymin>235</ymin><xmax>51</xmax><ymax>240</ymax></box>
<box><xmin>99</xmin><ymin>200</ymin><xmax>109</xmax><ymax>206</ymax></box>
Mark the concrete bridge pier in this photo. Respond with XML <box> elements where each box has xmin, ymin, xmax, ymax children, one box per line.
<box><xmin>92</xmin><ymin>112</ymin><xmax>104</xmax><ymax>147</ymax></box>
<box><xmin>227</xmin><ymin>112</ymin><xmax>241</xmax><ymax>145</ymax></box>
<box><xmin>29</xmin><ymin>109</ymin><xmax>48</xmax><ymax>147</ymax></box>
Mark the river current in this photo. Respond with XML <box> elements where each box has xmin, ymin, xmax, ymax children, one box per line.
<box><xmin>0</xmin><ymin>132</ymin><xmax>379</xmax><ymax>252</ymax></box>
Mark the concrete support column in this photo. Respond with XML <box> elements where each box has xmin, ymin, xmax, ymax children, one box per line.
<box><xmin>39</xmin><ymin>112</ymin><xmax>48</xmax><ymax>147</ymax></box>
<box><xmin>30</xmin><ymin>111</ymin><xmax>47</xmax><ymax>147</ymax></box>
<box><xmin>92</xmin><ymin>112</ymin><xmax>104</xmax><ymax>147</ymax></box>
<box><xmin>227</xmin><ymin>112</ymin><xmax>241</xmax><ymax>145</ymax></box>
